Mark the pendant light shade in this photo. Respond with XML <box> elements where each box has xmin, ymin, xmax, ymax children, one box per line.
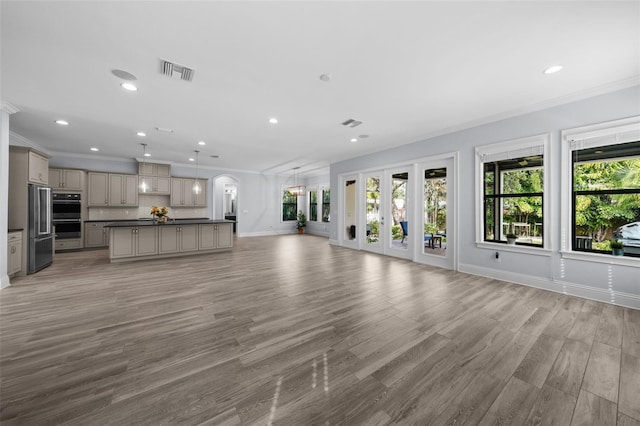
<box><xmin>139</xmin><ymin>143</ymin><xmax>148</xmax><ymax>193</ymax></box>
<box><xmin>287</xmin><ymin>167</ymin><xmax>306</xmax><ymax>196</ymax></box>
<box><xmin>193</xmin><ymin>150</ymin><xmax>201</xmax><ymax>194</ymax></box>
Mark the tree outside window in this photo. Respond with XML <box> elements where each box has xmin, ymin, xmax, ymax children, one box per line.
<box><xmin>282</xmin><ymin>189</ymin><xmax>297</xmax><ymax>221</ymax></box>
<box><xmin>483</xmin><ymin>156</ymin><xmax>544</xmax><ymax>246</ymax></box>
<box><xmin>322</xmin><ymin>189</ymin><xmax>330</xmax><ymax>222</ymax></box>
<box><xmin>309</xmin><ymin>190</ymin><xmax>318</xmax><ymax>221</ymax></box>
<box><xmin>572</xmin><ymin>140</ymin><xmax>640</xmax><ymax>255</ymax></box>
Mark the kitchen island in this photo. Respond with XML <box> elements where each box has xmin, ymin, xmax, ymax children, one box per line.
<box><xmin>105</xmin><ymin>219</ymin><xmax>234</xmax><ymax>263</ymax></box>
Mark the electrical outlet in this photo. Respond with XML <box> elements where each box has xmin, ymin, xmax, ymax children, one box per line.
<box><xmin>494</xmin><ymin>252</ymin><xmax>501</xmax><ymax>263</ymax></box>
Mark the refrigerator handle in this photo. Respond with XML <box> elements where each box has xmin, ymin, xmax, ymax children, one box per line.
<box><xmin>45</xmin><ymin>187</ymin><xmax>52</xmax><ymax>235</ymax></box>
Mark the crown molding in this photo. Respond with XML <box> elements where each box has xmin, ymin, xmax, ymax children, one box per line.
<box><xmin>1</xmin><ymin>102</ymin><xmax>20</xmax><ymax>115</ymax></box>
<box><xmin>9</xmin><ymin>131</ymin><xmax>51</xmax><ymax>155</ymax></box>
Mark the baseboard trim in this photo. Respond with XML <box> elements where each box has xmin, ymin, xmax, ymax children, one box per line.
<box><xmin>238</xmin><ymin>230</ymin><xmax>291</xmax><ymax>237</ymax></box>
<box><xmin>0</xmin><ymin>274</ymin><xmax>10</xmax><ymax>289</ymax></box>
<box><xmin>458</xmin><ymin>263</ymin><xmax>640</xmax><ymax>310</ymax></box>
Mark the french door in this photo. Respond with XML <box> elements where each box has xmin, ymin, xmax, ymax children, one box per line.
<box><xmin>362</xmin><ymin>166</ymin><xmax>413</xmax><ymax>259</ymax></box>
<box><xmin>416</xmin><ymin>157</ymin><xmax>455</xmax><ymax>270</ymax></box>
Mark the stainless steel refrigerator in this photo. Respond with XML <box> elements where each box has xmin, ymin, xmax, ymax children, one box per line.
<box><xmin>28</xmin><ymin>184</ymin><xmax>53</xmax><ymax>274</ymax></box>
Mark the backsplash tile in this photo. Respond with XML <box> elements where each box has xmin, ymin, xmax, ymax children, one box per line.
<box><xmin>88</xmin><ymin>195</ymin><xmax>208</xmax><ymax>220</ymax></box>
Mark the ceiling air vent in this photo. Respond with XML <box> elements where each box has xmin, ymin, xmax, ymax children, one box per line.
<box><xmin>342</xmin><ymin>118</ymin><xmax>363</xmax><ymax>128</ymax></box>
<box><xmin>160</xmin><ymin>59</ymin><xmax>194</xmax><ymax>82</ymax></box>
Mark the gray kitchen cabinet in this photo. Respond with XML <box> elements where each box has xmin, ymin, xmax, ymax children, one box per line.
<box><xmin>85</xmin><ymin>222</ymin><xmax>108</xmax><ymax>248</ymax></box>
<box><xmin>110</xmin><ymin>226</ymin><xmax>158</xmax><ymax>259</ymax></box>
<box><xmin>198</xmin><ymin>223</ymin><xmax>232</xmax><ymax>250</ymax></box>
<box><xmin>88</xmin><ymin>172</ymin><xmax>138</xmax><ymax>206</ymax></box>
<box><xmin>49</xmin><ymin>168</ymin><xmax>84</xmax><ymax>190</ymax></box>
<box><xmin>8</xmin><ymin>231</ymin><xmax>23</xmax><ymax>276</ymax></box>
<box><xmin>170</xmin><ymin>178</ymin><xmax>207</xmax><ymax>207</ymax></box>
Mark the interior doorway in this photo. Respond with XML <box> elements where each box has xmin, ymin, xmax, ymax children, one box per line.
<box><xmin>213</xmin><ymin>175</ymin><xmax>239</xmax><ymax>234</ymax></box>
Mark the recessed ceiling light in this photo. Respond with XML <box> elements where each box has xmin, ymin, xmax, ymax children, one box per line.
<box><xmin>189</xmin><ymin>158</ymin><xmax>195</xmax><ymax>162</ymax></box>
<box><xmin>350</xmin><ymin>138</ymin><xmax>358</xmax><ymax>143</ymax></box>
<box><xmin>319</xmin><ymin>74</ymin><xmax>331</xmax><ymax>82</ymax></box>
<box><xmin>155</xmin><ymin>127</ymin><xmax>174</xmax><ymax>133</ymax></box>
<box><xmin>121</xmin><ymin>82</ymin><xmax>138</xmax><ymax>91</ymax></box>
<box><xmin>269</xmin><ymin>118</ymin><xmax>278</xmax><ymax>124</ymax></box>
<box><xmin>90</xmin><ymin>147</ymin><xmax>99</xmax><ymax>151</ymax></box>
<box><xmin>144</xmin><ymin>153</ymin><xmax>151</xmax><ymax>157</ymax></box>
<box><xmin>198</xmin><ymin>141</ymin><xmax>206</xmax><ymax>146</ymax></box>
<box><xmin>543</xmin><ymin>65</ymin><xmax>563</xmax><ymax>74</ymax></box>
<box><xmin>137</xmin><ymin>132</ymin><xmax>146</xmax><ymax>137</ymax></box>
<box><xmin>55</xmin><ymin>120</ymin><xmax>69</xmax><ymax>126</ymax></box>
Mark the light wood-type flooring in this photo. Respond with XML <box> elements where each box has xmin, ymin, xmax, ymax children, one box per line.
<box><xmin>1</xmin><ymin>235</ymin><xmax>639</xmax><ymax>425</ymax></box>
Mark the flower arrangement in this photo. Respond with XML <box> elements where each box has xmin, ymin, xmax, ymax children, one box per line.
<box><xmin>151</xmin><ymin>206</ymin><xmax>169</xmax><ymax>222</ymax></box>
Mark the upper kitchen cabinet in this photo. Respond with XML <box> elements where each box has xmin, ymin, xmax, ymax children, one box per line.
<box><xmin>28</xmin><ymin>150</ymin><xmax>49</xmax><ymax>185</ymax></box>
<box><xmin>49</xmin><ymin>168</ymin><xmax>84</xmax><ymax>191</ymax></box>
<box><xmin>138</xmin><ymin>162</ymin><xmax>170</xmax><ymax>177</ymax></box>
<box><xmin>170</xmin><ymin>178</ymin><xmax>207</xmax><ymax>207</ymax></box>
<box><xmin>9</xmin><ymin>147</ymin><xmax>50</xmax><ymax>186</ymax></box>
<box><xmin>88</xmin><ymin>172</ymin><xmax>138</xmax><ymax>206</ymax></box>
<box><xmin>138</xmin><ymin>162</ymin><xmax>171</xmax><ymax>195</ymax></box>
<box><xmin>109</xmin><ymin>174</ymin><xmax>138</xmax><ymax>206</ymax></box>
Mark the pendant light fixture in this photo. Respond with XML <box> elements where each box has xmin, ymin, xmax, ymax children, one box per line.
<box><xmin>287</xmin><ymin>166</ymin><xmax>306</xmax><ymax>196</ymax></box>
<box><xmin>139</xmin><ymin>143</ymin><xmax>149</xmax><ymax>193</ymax></box>
<box><xmin>192</xmin><ymin>150</ymin><xmax>202</xmax><ymax>195</ymax></box>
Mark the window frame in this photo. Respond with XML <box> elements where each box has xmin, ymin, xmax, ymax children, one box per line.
<box><xmin>308</xmin><ymin>188</ymin><xmax>318</xmax><ymax>222</ymax></box>
<box><xmin>561</xmin><ymin>116</ymin><xmax>640</xmax><ymax>266</ymax></box>
<box><xmin>321</xmin><ymin>186</ymin><xmax>330</xmax><ymax>223</ymax></box>
<box><xmin>281</xmin><ymin>186</ymin><xmax>298</xmax><ymax>222</ymax></box>
<box><xmin>475</xmin><ymin>134</ymin><xmax>552</xmax><ymax>254</ymax></box>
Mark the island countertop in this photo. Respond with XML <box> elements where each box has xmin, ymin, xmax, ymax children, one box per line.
<box><xmin>104</xmin><ymin>219</ymin><xmax>234</xmax><ymax>227</ymax></box>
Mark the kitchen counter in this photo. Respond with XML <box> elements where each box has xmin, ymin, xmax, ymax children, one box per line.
<box><xmin>104</xmin><ymin>219</ymin><xmax>233</xmax><ymax>228</ymax></box>
<box><xmin>106</xmin><ymin>220</ymin><xmax>234</xmax><ymax>263</ymax></box>
<box><xmin>8</xmin><ymin>228</ymin><xmax>24</xmax><ymax>233</ymax></box>
<box><xmin>85</xmin><ymin>217</ymin><xmax>209</xmax><ymax>223</ymax></box>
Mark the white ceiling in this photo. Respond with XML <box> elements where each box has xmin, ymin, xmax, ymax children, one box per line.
<box><xmin>2</xmin><ymin>1</ymin><xmax>639</xmax><ymax>176</ymax></box>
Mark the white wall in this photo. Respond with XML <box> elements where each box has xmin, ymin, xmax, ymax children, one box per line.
<box><xmin>330</xmin><ymin>86</ymin><xmax>640</xmax><ymax>309</ymax></box>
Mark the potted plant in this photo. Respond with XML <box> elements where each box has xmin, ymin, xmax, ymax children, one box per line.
<box><xmin>506</xmin><ymin>233</ymin><xmax>518</xmax><ymax>245</ymax></box>
<box><xmin>611</xmin><ymin>240</ymin><xmax>624</xmax><ymax>256</ymax></box>
<box><xmin>296</xmin><ymin>211</ymin><xmax>307</xmax><ymax>234</ymax></box>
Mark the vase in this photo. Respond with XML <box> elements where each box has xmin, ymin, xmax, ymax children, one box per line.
<box><xmin>612</xmin><ymin>248</ymin><xmax>624</xmax><ymax>256</ymax></box>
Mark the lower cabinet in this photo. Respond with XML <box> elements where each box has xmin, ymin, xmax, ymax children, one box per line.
<box><xmin>8</xmin><ymin>231</ymin><xmax>22</xmax><ymax>276</ymax></box>
<box><xmin>198</xmin><ymin>223</ymin><xmax>232</xmax><ymax>250</ymax></box>
<box><xmin>55</xmin><ymin>239</ymin><xmax>83</xmax><ymax>251</ymax></box>
<box><xmin>110</xmin><ymin>227</ymin><xmax>158</xmax><ymax>259</ymax></box>
<box><xmin>85</xmin><ymin>222</ymin><xmax>109</xmax><ymax>248</ymax></box>
<box><xmin>109</xmin><ymin>223</ymin><xmax>232</xmax><ymax>262</ymax></box>
<box><xmin>158</xmin><ymin>225</ymin><xmax>198</xmax><ymax>254</ymax></box>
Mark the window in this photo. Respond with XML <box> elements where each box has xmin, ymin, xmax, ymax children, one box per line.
<box><xmin>476</xmin><ymin>134</ymin><xmax>549</xmax><ymax>249</ymax></box>
<box><xmin>309</xmin><ymin>190</ymin><xmax>318</xmax><ymax>221</ymax></box>
<box><xmin>282</xmin><ymin>189</ymin><xmax>297</xmax><ymax>221</ymax></box>
<box><xmin>572</xmin><ymin>140</ymin><xmax>640</xmax><ymax>257</ymax></box>
<box><xmin>322</xmin><ymin>189</ymin><xmax>330</xmax><ymax>222</ymax></box>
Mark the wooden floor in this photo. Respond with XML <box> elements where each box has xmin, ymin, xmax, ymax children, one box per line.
<box><xmin>1</xmin><ymin>235</ymin><xmax>639</xmax><ymax>425</ymax></box>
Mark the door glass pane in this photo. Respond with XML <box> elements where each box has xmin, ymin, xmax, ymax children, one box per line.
<box><xmin>391</xmin><ymin>172</ymin><xmax>408</xmax><ymax>250</ymax></box>
<box><xmin>366</xmin><ymin>177</ymin><xmax>380</xmax><ymax>244</ymax></box>
<box><xmin>424</xmin><ymin>168</ymin><xmax>446</xmax><ymax>256</ymax></box>
<box><xmin>345</xmin><ymin>180</ymin><xmax>356</xmax><ymax>240</ymax></box>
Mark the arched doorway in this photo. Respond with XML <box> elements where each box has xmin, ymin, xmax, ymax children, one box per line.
<box><xmin>213</xmin><ymin>175</ymin><xmax>239</xmax><ymax>234</ymax></box>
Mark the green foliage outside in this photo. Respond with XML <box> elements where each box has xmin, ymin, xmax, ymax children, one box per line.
<box><xmin>574</xmin><ymin>158</ymin><xmax>640</xmax><ymax>243</ymax></box>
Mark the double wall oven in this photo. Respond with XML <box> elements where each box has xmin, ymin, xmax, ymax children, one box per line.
<box><xmin>52</xmin><ymin>193</ymin><xmax>82</xmax><ymax>240</ymax></box>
